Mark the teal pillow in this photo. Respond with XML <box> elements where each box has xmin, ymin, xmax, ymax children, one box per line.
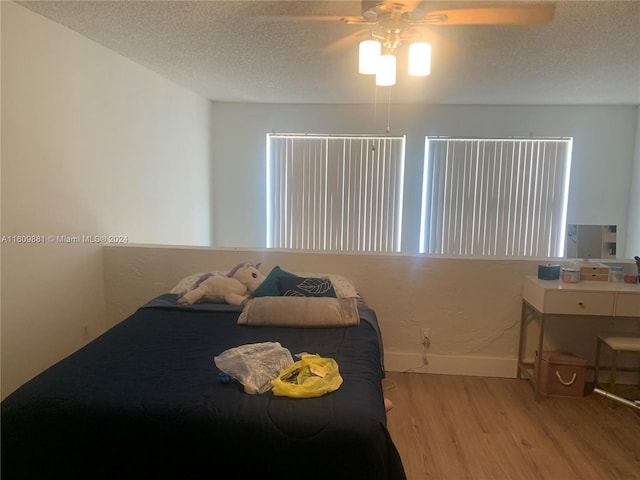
<box><xmin>252</xmin><ymin>266</ymin><xmax>298</xmax><ymax>297</ymax></box>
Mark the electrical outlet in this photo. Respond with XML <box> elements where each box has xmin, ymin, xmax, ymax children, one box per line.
<box><xmin>420</xmin><ymin>328</ymin><xmax>431</xmax><ymax>365</ymax></box>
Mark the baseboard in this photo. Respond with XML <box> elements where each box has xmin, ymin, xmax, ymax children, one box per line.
<box><xmin>384</xmin><ymin>349</ymin><xmax>518</xmax><ymax>378</ymax></box>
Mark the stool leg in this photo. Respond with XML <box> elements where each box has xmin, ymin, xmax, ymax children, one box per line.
<box><xmin>594</xmin><ymin>337</ymin><xmax>602</xmax><ymax>389</ymax></box>
<box><xmin>610</xmin><ymin>350</ymin><xmax>618</xmax><ymax>393</ymax></box>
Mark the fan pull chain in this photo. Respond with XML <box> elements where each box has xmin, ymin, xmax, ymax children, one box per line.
<box><xmin>386</xmin><ymin>87</ymin><xmax>392</xmax><ymax>134</ymax></box>
<box><xmin>373</xmin><ymin>83</ymin><xmax>378</xmax><ymax>132</ymax></box>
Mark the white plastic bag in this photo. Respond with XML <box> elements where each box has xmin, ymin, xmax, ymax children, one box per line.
<box><xmin>214</xmin><ymin>342</ymin><xmax>294</xmax><ymax>394</ymax></box>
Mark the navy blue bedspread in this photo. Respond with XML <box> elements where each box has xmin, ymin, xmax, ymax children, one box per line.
<box><xmin>1</xmin><ymin>295</ymin><xmax>406</xmax><ymax>480</ymax></box>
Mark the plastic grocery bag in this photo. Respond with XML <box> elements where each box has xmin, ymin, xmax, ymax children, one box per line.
<box><xmin>214</xmin><ymin>342</ymin><xmax>294</xmax><ymax>394</ymax></box>
<box><xmin>271</xmin><ymin>354</ymin><xmax>343</xmax><ymax>398</ymax></box>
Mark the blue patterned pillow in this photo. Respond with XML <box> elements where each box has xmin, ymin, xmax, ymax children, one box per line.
<box><xmin>252</xmin><ymin>265</ymin><xmax>298</xmax><ymax>297</ymax></box>
<box><xmin>278</xmin><ymin>275</ymin><xmax>337</xmax><ymax>298</ymax></box>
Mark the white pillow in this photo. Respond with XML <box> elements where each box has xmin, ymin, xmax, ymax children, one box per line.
<box><xmin>169</xmin><ymin>271</ymin><xmax>226</xmax><ymax>295</ymax></box>
<box><xmin>296</xmin><ymin>272</ymin><xmax>359</xmax><ymax>298</ymax></box>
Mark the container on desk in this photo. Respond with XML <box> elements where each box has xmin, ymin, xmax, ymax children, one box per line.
<box><xmin>561</xmin><ymin>268</ymin><xmax>580</xmax><ymax>283</ymax></box>
<box><xmin>538</xmin><ymin>264</ymin><xmax>560</xmax><ymax>280</ymax></box>
<box><xmin>609</xmin><ymin>266</ymin><xmax>624</xmax><ymax>282</ymax></box>
<box><xmin>534</xmin><ymin>351</ymin><xmax>587</xmax><ymax>398</ymax></box>
<box><xmin>579</xmin><ymin>263</ymin><xmax>610</xmax><ymax>282</ymax></box>
<box><xmin>624</xmin><ymin>275</ymin><xmax>638</xmax><ymax>284</ymax></box>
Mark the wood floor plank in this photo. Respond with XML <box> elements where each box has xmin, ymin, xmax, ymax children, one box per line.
<box><xmin>384</xmin><ymin>372</ymin><xmax>640</xmax><ymax>480</ymax></box>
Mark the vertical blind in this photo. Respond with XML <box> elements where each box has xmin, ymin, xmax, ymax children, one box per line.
<box><xmin>267</xmin><ymin>134</ymin><xmax>406</xmax><ymax>252</ymax></box>
<box><xmin>420</xmin><ymin>137</ymin><xmax>573</xmax><ymax>257</ymax></box>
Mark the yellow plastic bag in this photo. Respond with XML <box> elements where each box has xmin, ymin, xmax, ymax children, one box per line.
<box><xmin>271</xmin><ymin>354</ymin><xmax>343</xmax><ymax>398</ymax></box>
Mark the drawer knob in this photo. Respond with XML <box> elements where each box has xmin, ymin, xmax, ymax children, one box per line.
<box><xmin>578</xmin><ymin>301</ymin><xmax>584</xmax><ymax>308</ymax></box>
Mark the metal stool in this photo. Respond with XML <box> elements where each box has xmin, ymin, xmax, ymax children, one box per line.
<box><xmin>594</xmin><ymin>335</ymin><xmax>640</xmax><ymax>393</ymax></box>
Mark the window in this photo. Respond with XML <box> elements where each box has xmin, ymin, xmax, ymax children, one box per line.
<box><xmin>420</xmin><ymin>137</ymin><xmax>572</xmax><ymax>257</ymax></box>
<box><xmin>266</xmin><ymin>134</ymin><xmax>406</xmax><ymax>252</ymax></box>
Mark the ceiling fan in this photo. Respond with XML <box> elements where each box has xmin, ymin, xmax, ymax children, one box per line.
<box><xmin>337</xmin><ymin>1</ymin><xmax>556</xmax><ymax>26</ymax></box>
<box><xmin>281</xmin><ymin>1</ymin><xmax>556</xmax><ymax>86</ymax></box>
<box><xmin>294</xmin><ymin>1</ymin><xmax>556</xmax><ymax>31</ymax></box>
<box><xmin>325</xmin><ymin>1</ymin><xmax>556</xmax><ymax>52</ymax></box>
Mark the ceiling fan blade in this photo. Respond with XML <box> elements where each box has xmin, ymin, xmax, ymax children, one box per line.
<box><xmin>255</xmin><ymin>14</ymin><xmax>373</xmax><ymax>25</ymax></box>
<box><xmin>420</xmin><ymin>4</ymin><xmax>556</xmax><ymax>26</ymax></box>
<box><xmin>341</xmin><ymin>17</ymin><xmax>378</xmax><ymax>25</ymax></box>
<box><xmin>255</xmin><ymin>14</ymin><xmax>349</xmax><ymax>22</ymax></box>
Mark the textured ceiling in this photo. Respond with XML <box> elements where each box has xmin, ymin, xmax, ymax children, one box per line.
<box><xmin>18</xmin><ymin>0</ymin><xmax>640</xmax><ymax>105</ymax></box>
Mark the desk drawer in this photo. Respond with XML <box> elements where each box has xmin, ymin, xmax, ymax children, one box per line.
<box><xmin>545</xmin><ymin>292</ymin><xmax>615</xmax><ymax>315</ymax></box>
<box><xmin>580</xmin><ymin>273</ymin><xmax>609</xmax><ymax>282</ymax></box>
<box><xmin>615</xmin><ymin>294</ymin><xmax>640</xmax><ymax>317</ymax></box>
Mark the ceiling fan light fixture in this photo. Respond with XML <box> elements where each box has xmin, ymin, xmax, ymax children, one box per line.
<box><xmin>376</xmin><ymin>54</ymin><xmax>396</xmax><ymax>87</ymax></box>
<box><xmin>358</xmin><ymin>40</ymin><xmax>381</xmax><ymax>75</ymax></box>
<box><xmin>408</xmin><ymin>42</ymin><xmax>431</xmax><ymax>76</ymax></box>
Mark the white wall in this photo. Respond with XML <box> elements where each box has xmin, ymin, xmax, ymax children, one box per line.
<box><xmin>1</xmin><ymin>2</ymin><xmax>213</xmax><ymax>398</ymax></box>
<box><xmin>626</xmin><ymin>108</ymin><xmax>640</xmax><ymax>258</ymax></box>
<box><xmin>103</xmin><ymin>245</ymin><xmax>640</xmax><ymax>380</ymax></box>
<box><xmin>210</xmin><ymin>103</ymin><xmax>639</xmax><ymax>257</ymax></box>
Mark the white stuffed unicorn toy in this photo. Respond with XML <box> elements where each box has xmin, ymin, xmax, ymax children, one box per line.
<box><xmin>177</xmin><ymin>262</ymin><xmax>265</xmax><ymax>306</ymax></box>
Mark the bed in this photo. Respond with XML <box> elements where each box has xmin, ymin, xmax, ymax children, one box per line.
<box><xmin>1</xmin><ymin>269</ymin><xmax>406</xmax><ymax>480</ymax></box>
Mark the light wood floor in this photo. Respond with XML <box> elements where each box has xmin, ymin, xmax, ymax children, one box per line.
<box><xmin>383</xmin><ymin>372</ymin><xmax>640</xmax><ymax>480</ymax></box>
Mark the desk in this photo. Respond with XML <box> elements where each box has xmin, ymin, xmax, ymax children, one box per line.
<box><xmin>518</xmin><ymin>275</ymin><xmax>640</xmax><ymax>399</ymax></box>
